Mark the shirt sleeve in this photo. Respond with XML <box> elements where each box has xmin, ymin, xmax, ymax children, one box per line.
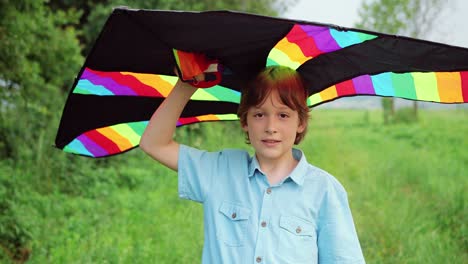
<box><xmin>178</xmin><ymin>144</ymin><xmax>221</xmax><ymax>203</ymax></box>
<box><xmin>317</xmin><ymin>177</ymin><xmax>366</xmax><ymax>264</ymax></box>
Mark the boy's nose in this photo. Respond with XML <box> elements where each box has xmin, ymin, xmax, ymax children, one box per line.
<box><xmin>265</xmin><ymin>118</ymin><xmax>277</xmax><ymax>134</ymax></box>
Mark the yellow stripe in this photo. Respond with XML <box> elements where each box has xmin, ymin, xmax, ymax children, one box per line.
<box><xmin>195</xmin><ymin>114</ymin><xmax>239</xmax><ymax>122</ymax></box>
<box><xmin>319</xmin><ymin>86</ymin><xmax>338</xmax><ymax>102</ymax></box>
<box><xmin>436</xmin><ymin>72</ymin><xmax>464</xmax><ymax>103</ymax></box>
<box><xmin>96</xmin><ymin>127</ymin><xmax>133</xmax><ymax>151</ymax></box>
<box><xmin>159</xmin><ymin>75</ymin><xmax>178</xmax><ymax>83</ymax></box>
<box><xmin>268</xmin><ymin>49</ymin><xmax>301</xmax><ymax>70</ymax></box>
<box><xmin>308</xmin><ymin>93</ymin><xmax>323</xmax><ymax>106</ymax></box>
<box><xmin>412</xmin><ymin>72</ymin><xmax>440</xmax><ymax>102</ymax></box>
<box><xmin>112</xmin><ymin>124</ymin><xmax>141</xmax><ymax>146</ymax></box>
<box><xmin>191</xmin><ymin>89</ymin><xmax>219</xmax><ymax>101</ymax></box>
<box><xmin>274</xmin><ymin>38</ymin><xmax>310</xmax><ymax>65</ymax></box>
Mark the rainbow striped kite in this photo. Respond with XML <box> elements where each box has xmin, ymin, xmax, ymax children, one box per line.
<box><xmin>55</xmin><ymin>9</ymin><xmax>468</xmax><ymax>157</ymax></box>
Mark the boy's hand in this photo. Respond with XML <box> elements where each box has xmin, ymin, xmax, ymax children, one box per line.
<box><xmin>173</xmin><ymin>49</ymin><xmax>223</xmax><ymax>88</ymax></box>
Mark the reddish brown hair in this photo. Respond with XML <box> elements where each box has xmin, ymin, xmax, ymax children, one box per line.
<box><xmin>237</xmin><ymin>66</ymin><xmax>310</xmax><ymax>144</ymax></box>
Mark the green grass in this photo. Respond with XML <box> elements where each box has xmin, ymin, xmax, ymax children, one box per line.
<box><xmin>2</xmin><ymin>109</ymin><xmax>467</xmax><ymax>263</ymax></box>
<box><xmin>306</xmin><ymin>109</ymin><xmax>467</xmax><ymax>263</ymax></box>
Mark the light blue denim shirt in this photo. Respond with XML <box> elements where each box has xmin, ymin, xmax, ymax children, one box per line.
<box><xmin>178</xmin><ymin>144</ymin><xmax>365</xmax><ymax>264</ymax></box>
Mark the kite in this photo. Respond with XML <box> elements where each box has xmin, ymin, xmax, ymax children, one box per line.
<box><xmin>55</xmin><ymin>8</ymin><xmax>468</xmax><ymax>158</ymax></box>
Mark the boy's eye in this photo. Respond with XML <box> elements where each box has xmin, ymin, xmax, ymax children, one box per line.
<box><xmin>279</xmin><ymin>113</ymin><xmax>289</xmax><ymax>118</ymax></box>
<box><xmin>253</xmin><ymin>113</ymin><xmax>264</xmax><ymax>118</ymax></box>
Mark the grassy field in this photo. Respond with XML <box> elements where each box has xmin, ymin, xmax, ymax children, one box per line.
<box><xmin>2</xmin><ymin>109</ymin><xmax>467</xmax><ymax>263</ymax></box>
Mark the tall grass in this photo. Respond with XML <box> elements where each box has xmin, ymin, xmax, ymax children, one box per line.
<box><xmin>1</xmin><ymin>109</ymin><xmax>466</xmax><ymax>263</ymax></box>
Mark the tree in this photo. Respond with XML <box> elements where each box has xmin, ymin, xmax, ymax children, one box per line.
<box><xmin>0</xmin><ymin>0</ymin><xmax>83</xmax><ymax>158</ymax></box>
<box><xmin>355</xmin><ymin>0</ymin><xmax>447</xmax><ymax>123</ymax></box>
<box><xmin>0</xmin><ymin>1</ymin><xmax>297</xmax><ymax>262</ymax></box>
<box><xmin>0</xmin><ymin>1</ymin><xmax>83</xmax><ymax>261</ymax></box>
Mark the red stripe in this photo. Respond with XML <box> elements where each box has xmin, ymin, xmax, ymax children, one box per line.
<box><xmin>90</xmin><ymin>69</ymin><xmax>162</xmax><ymax>97</ymax></box>
<box><xmin>85</xmin><ymin>130</ymin><xmax>121</xmax><ymax>155</ymax></box>
<box><xmin>335</xmin><ymin>79</ymin><xmax>356</xmax><ymax>96</ymax></box>
<box><xmin>178</xmin><ymin>117</ymin><xmax>200</xmax><ymax>126</ymax></box>
<box><xmin>461</xmin><ymin>71</ymin><xmax>468</xmax><ymax>102</ymax></box>
<box><xmin>286</xmin><ymin>25</ymin><xmax>323</xmax><ymax>58</ymax></box>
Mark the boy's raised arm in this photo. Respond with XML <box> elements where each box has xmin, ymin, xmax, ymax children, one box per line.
<box><xmin>140</xmin><ymin>79</ymin><xmax>197</xmax><ymax>171</ymax></box>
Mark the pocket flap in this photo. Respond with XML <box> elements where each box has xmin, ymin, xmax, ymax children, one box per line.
<box><xmin>279</xmin><ymin>216</ymin><xmax>315</xmax><ymax>237</ymax></box>
<box><xmin>219</xmin><ymin>201</ymin><xmax>251</xmax><ymax>221</ymax></box>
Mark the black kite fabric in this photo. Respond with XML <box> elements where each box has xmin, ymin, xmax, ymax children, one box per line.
<box><xmin>55</xmin><ymin>8</ymin><xmax>468</xmax><ymax>157</ymax></box>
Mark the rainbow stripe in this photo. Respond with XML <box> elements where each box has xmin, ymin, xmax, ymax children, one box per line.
<box><xmin>63</xmin><ymin>114</ymin><xmax>239</xmax><ymax>157</ymax></box>
<box><xmin>63</xmin><ymin>121</ymin><xmax>148</xmax><ymax>157</ymax></box>
<box><xmin>64</xmin><ymin>24</ymin><xmax>467</xmax><ymax>158</ymax></box>
<box><xmin>308</xmin><ymin>71</ymin><xmax>468</xmax><ymax>106</ymax></box>
<box><xmin>267</xmin><ymin>24</ymin><xmax>377</xmax><ymax>69</ymax></box>
<box><xmin>73</xmin><ymin>68</ymin><xmax>240</xmax><ymax>103</ymax></box>
<box><xmin>74</xmin><ymin>68</ymin><xmax>170</xmax><ymax>96</ymax></box>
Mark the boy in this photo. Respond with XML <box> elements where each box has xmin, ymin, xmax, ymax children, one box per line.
<box><xmin>140</xmin><ymin>65</ymin><xmax>365</xmax><ymax>263</ymax></box>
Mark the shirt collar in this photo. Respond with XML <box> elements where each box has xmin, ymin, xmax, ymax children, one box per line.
<box><xmin>247</xmin><ymin>148</ymin><xmax>307</xmax><ymax>186</ymax></box>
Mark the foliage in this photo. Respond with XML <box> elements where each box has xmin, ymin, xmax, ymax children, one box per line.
<box><xmin>0</xmin><ymin>0</ymin><xmax>294</xmax><ymax>262</ymax></box>
<box><xmin>0</xmin><ymin>162</ymin><xmax>32</xmax><ymax>263</ymax></box>
<box><xmin>356</xmin><ymin>0</ymin><xmax>446</xmax><ymax>37</ymax></box>
<box><xmin>0</xmin><ymin>1</ymin><xmax>83</xmax><ymax>261</ymax></box>
<box><xmin>45</xmin><ymin>0</ymin><xmax>296</xmax><ymax>55</ymax></box>
<box><xmin>0</xmin><ymin>0</ymin><xmax>82</xmax><ymax>159</ymax></box>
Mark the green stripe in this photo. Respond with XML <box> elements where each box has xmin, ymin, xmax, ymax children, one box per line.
<box><xmin>112</xmin><ymin>124</ymin><xmax>141</xmax><ymax>145</ymax></box>
<box><xmin>173</xmin><ymin>49</ymin><xmax>181</xmax><ymax>67</ymax></box>
<box><xmin>203</xmin><ymin>86</ymin><xmax>240</xmax><ymax>103</ymax></box>
<box><xmin>267</xmin><ymin>58</ymin><xmax>279</xmax><ymax>66</ymax></box>
<box><xmin>127</xmin><ymin>121</ymin><xmax>148</xmax><ymax>136</ymax></box>
<box><xmin>392</xmin><ymin>73</ymin><xmax>416</xmax><ymax>100</ymax></box>
<box><xmin>73</xmin><ymin>87</ymin><xmax>92</xmax><ymax>94</ymax></box>
<box><xmin>267</xmin><ymin>49</ymin><xmax>300</xmax><ymax>69</ymax></box>
<box><xmin>159</xmin><ymin>75</ymin><xmax>178</xmax><ymax>84</ymax></box>
<box><xmin>191</xmin><ymin>89</ymin><xmax>218</xmax><ymax>101</ymax></box>
<box><xmin>356</xmin><ymin>32</ymin><xmax>378</xmax><ymax>42</ymax></box>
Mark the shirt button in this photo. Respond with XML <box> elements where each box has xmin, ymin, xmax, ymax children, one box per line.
<box><xmin>266</xmin><ymin>188</ymin><xmax>272</xmax><ymax>194</ymax></box>
<box><xmin>256</xmin><ymin>256</ymin><xmax>262</xmax><ymax>263</ymax></box>
<box><xmin>261</xmin><ymin>221</ymin><xmax>267</xmax><ymax>227</ymax></box>
<box><xmin>296</xmin><ymin>226</ymin><xmax>302</xmax><ymax>234</ymax></box>
<box><xmin>231</xmin><ymin>213</ymin><xmax>237</xmax><ymax>219</ymax></box>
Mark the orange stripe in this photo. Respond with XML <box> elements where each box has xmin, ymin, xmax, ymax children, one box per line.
<box><xmin>197</xmin><ymin>114</ymin><xmax>221</xmax><ymax>121</ymax></box>
<box><xmin>121</xmin><ymin>73</ymin><xmax>175</xmax><ymax>97</ymax></box>
<box><xmin>319</xmin><ymin>86</ymin><xmax>338</xmax><ymax>102</ymax></box>
<box><xmin>436</xmin><ymin>72</ymin><xmax>463</xmax><ymax>103</ymax></box>
<box><xmin>96</xmin><ymin>127</ymin><xmax>133</xmax><ymax>152</ymax></box>
<box><xmin>275</xmin><ymin>38</ymin><xmax>309</xmax><ymax>64</ymax></box>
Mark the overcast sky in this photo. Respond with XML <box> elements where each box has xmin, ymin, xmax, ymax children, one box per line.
<box><xmin>282</xmin><ymin>0</ymin><xmax>468</xmax><ymax>48</ymax></box>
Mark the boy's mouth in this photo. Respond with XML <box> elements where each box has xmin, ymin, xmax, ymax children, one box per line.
<box><xmin>261</xmin><ymin>139</ymin><xmax>281</xmax><ymax>146</ymax></box>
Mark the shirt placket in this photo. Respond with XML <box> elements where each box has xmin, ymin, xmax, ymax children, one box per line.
<box><xmin>253</xmin><ymin>174</ymin><xmax>274</xmax><ymax>264</ymax></box>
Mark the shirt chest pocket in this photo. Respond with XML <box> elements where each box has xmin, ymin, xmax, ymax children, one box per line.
<box><xmin>276</xmin><ymin>215</ymin><xmax>317</xmax><ymax>262</ymax></box>
<box><xmin>216</xmin><ymin>201</ymin><xmax>251</xmax><ymax>247</ymax></box>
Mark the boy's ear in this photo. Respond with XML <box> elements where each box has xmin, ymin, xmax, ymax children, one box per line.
<box><xmin>242</xmin><ymin>123</ymin><xmax>248</xmax><ymax>132</ymax></box>
<box><xmin>297</xmin><ymin>121</ymin><xmax>305</xmax><ymax>133</ymax></box>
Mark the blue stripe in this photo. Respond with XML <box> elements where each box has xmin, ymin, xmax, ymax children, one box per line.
<box><xmin>330</xmin><ymin>29</ymin><xmax>361</xmax><ymax>48</ymax></box>
<box><xmin>74</xmin><ymin>80</ymin><xmax>114</xmax><ymax>95</ymax></box>
<box><xmin>64</xmin><ymin>139</ymin><xmax>93</xmax><ymax>157</ymax></box>
<box><xmin>371</xmin><ymin>73</ymin><xmax>395</xmax><ymax>96</ymax></box>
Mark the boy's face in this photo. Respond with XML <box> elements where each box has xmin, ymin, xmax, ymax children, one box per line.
<box><xmin>242</xmin><ymin>90</ymin><xmax>305</xmax><ymax>164</ymax></box>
